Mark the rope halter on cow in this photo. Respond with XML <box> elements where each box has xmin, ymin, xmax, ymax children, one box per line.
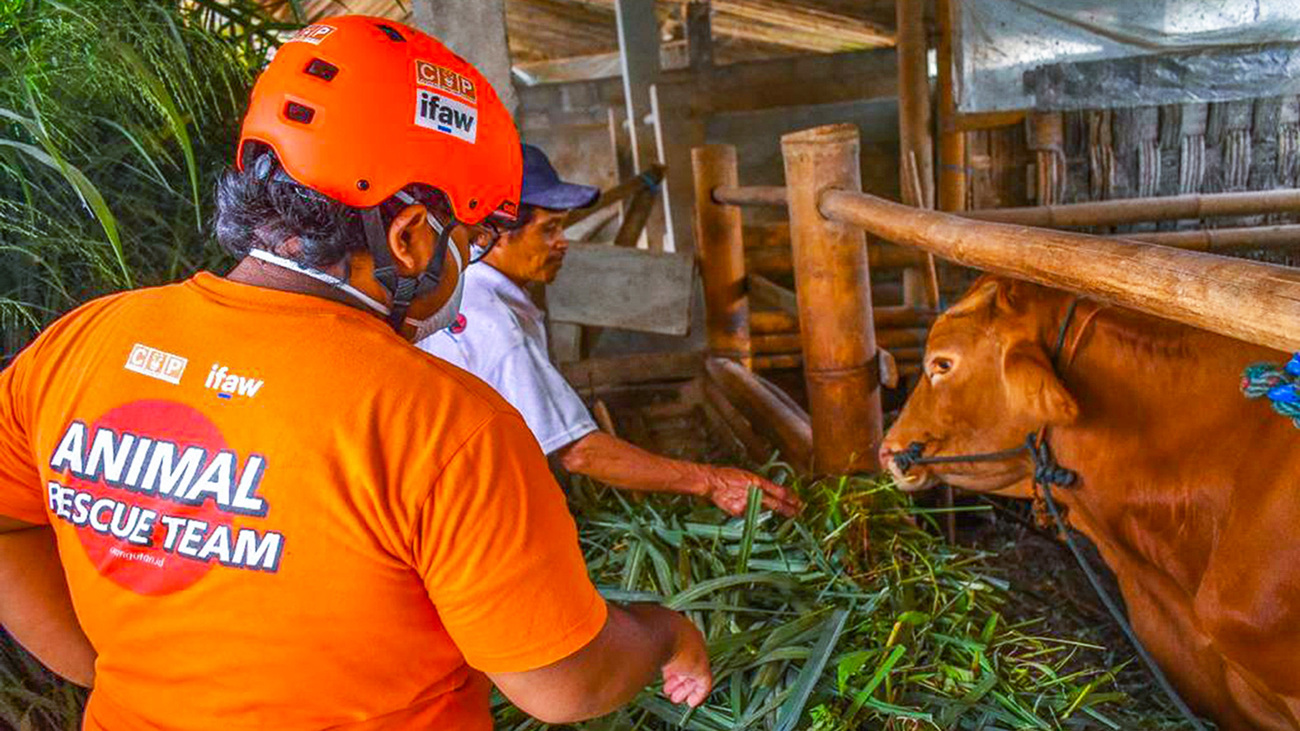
<box><xmin>892</xmin><ymin>296</ymin><xmax>1212</xmax><ymax>731</ymax></box>
<box><xmin>893</xmin><ymin>297</ymin><xmax>1091</xmax><ymax>489</ymax></box>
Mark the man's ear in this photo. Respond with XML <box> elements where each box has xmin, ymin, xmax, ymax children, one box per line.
<box><xmin>386</xmin><ymin>203</ymin><xmax>433</xmax><ymax>276</ymax></box>
<box><xmin>1001</xmin><ymin>340</ymin><xmax>1079</xmax><ymax>425</ymax></box>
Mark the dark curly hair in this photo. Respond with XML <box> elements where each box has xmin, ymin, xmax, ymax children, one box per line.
<box><xmin>213</xmin><ymin>144</ymin><xmax>447</xmax><ymax>268</ymax></box>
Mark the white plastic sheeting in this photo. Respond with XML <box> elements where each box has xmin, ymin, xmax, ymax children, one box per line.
<box><xmin>957</xmin><ymin>0</ymin><xmax>1300</xmax><ymax>112</ymax></box>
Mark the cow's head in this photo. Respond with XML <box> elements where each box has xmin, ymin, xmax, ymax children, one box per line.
<box><xmin>881</xmin><ymin>276</ymin><xmax>1079</xmax><ymax>497</ymax></box>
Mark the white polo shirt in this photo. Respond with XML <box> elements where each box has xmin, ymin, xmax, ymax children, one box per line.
<box><xmin>417</xmin><ymin>263</ymin><xmax>598</xmax><ymax>455</ymax></box>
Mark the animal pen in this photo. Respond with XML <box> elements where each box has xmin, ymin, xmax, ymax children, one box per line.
<box><xmin>5</xmin><ymin>0</ymin><xmax>1300</xmax><ymax>730</ymax></box>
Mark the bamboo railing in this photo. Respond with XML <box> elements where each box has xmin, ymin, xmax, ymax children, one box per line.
<box><xmin>691</xmin><ymin>122</ymin><xmax>1300</xmax><ymax>475</ymax></box>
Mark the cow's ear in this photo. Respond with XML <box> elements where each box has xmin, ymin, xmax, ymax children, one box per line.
<box><xmin>1001</xmin><ymin>341</ymin><xmax>1079</xmax><ymax>425</ymax></box>
<box><xmin>945</xmin><ymin>280</ymin><xmax>999</xmax><ymax>318</ymax></box>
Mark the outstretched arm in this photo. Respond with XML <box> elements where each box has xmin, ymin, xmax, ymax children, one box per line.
<box><xmin>557</xmin><ymin>431</ymin><xmax>801</xmax><ymax>516</ymax></box>
<box><xmin>490</xmin><ymin>602</ymin><xmax>711</xmax><ymax>724</ymax></box>
<box><xmin>0</xmin><ymin>518</ymin><xmax>96</xmax><ymax>687</ymax></box>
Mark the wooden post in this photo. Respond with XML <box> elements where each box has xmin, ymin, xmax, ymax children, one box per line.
<box><xmin>896</xmin><ymin>0</ymin><xmax>934</xmax><ymax>210</ymax></box>
<box><xmin>410</xmin><ymin>0</ymin><xmax>517</xmax><ymax>115</ymax></box>
<box><xmin>686</xmin><ymin>0</ymin><xmax>713</xmax><ymax>70</ymax></box>
<box><xmin>781</xmin><ymin>124</ymin><xmax>882</xmax><ymax>474</ymax></box>
<box><xmin>896</xmin><ymin>0</ymin><xmax>938</xmax><ymax>310</ymax></box>
<box><xmin>615</xmin><ymin>0</ymin><xmax>660</xmax><ymax>174</ymax></box>
<box><xmin>692</xmin><ymin>145</ymin><xmax>752</xmax><ymax>367</ymax></box>
<box><xmin>936</xmin><ymin>0</ymin><xmax>966</xmax><ymax>213</ymax></box>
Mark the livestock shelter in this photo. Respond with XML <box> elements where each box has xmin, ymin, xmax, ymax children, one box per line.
<box><xmin>3</xmin><ymin>0</ymin><xmax>1300</xmax><ymax>729</ymax></box>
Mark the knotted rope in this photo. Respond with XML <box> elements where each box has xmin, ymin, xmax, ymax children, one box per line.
<box><xmin>1241</xmin><ymin>353</ymin><xmax>1300</xmax><ymax>427</ymax></box>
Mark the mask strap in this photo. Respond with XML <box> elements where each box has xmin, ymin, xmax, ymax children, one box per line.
<box><xmin>244</xmin><ymin>248</ymin><xmax>392</xmax><ymax>315</ymax></box>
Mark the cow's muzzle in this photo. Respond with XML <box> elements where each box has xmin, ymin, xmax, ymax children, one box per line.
<box><xmin>890</xmin><ymin>435</ymin><xmax>1078</xmax><ymax>490</ymax></box>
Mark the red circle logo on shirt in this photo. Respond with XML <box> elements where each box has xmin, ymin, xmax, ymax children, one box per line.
<box><xmin>448</xmin><ymin>313</ymin><xmax>468</xmax><ymax>334</ymax></box>
<box><xmin>47</xmin><ymin>400</ymin><xmax>277</xmax><ymax>595</ymax></box>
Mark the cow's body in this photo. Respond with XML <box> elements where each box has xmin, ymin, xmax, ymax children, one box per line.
<box><xmin>881</xmin><ymin>276</ymin><xmax>1300</xmax><ymax>731</ymax></box>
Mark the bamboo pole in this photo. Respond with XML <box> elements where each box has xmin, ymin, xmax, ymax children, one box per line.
<box><xmin>748</xmin><ymin>273</ymin><xmax>939</xmax><ymax>326</ymax></box>
<box><xmin>896</xmin><ymin>0</ymin><xmax>938</xmax><ymax>311</ymax></box>
<box><xmin>936</xmin><ymin>0</ymin><xmax>966</xmax><ymax>214</ymax></box>
<box><xmin>752</xmin><ymin>347</ymin><xmax>924</xmax><ymax>372</ymax></box>
<box><xmin>818</xmin><ymin>187</ymin><xmax>1300</xmax><ymax>354</ymax></box>
<box><xmin>782</xmin><ymin>124</ymin><xmax>883</xmax><ymax>473</ymax></box>
<box><xmin>705</xmin><ymin>357</ymin><xmax>813</xmax><ymax>470</ymax></box>
<box><xmin>564</xmin><ymin>164</ymin><xmax>666</xmax><ymax>227</ymax></box>
<box><xmin>751</xmin><ymin>306</ymin><xmax>935</xmax><ymax>333</ymax></box>
<box><xmin>750</xmin><ymin>310</ymin><xmax>800</xmax><ymax>334</ymax></box>
<box><xmin>702</xmin><ymin>382</ymin><xmax>772</xmax><ymax>463</ymax></box>
<box><xmin>746</xmin><ymin>241</ymin><xmax>928</xmax><ymax>274</ymax></box>
<box><xmin>714</xmin><ymin>185</ymin><xmax>787</xmax><ymax>207</ymax></box>
<box><xmin>720</xmin><ymin>185</ymin><xmax>1300</xmax><ymax>251</ymax></box>
<box><xmin>964</xmin><ymin>188</ymin><xmax>1300</xmax><ymax>228</ymax></box>
<box><xmin>1122</xmin><ymin>224</ymin><xmax>1300</xmax><ymax>251</ymax></box>
<box><xmin>692</xmin><ymin>145</ymin><xmax>752</xmax><ymax>366</ymax></box>
<box><xmin>753</xmin><ymin>328</ymin><xmax>929</xmax><ymax>354</ymax></box>
<box><xmin>613</xmin><ymin>185</ymin><xmax>659</xmax><ymax>248</ymax></box>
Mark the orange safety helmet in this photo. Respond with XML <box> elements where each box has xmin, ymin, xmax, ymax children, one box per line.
<box><xmin>237</xmin><ymin>15</ymin><xmax>521</xmax><ymax>225</ymax></box>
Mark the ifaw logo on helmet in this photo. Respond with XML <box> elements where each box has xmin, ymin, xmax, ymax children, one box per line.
<box><xmin>415</xmin><ymin>89</ymin><xmax>478</xmax><ymax>144</ymax></box>
<box><xmin>286</xmin><ymin>24</ymin><xmax>335</xmax><ymax>46</ymax></box>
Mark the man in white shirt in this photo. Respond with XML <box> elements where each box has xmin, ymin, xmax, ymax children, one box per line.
<box><xmin>419</xmin><ymin>145</ymin><xmax>799</xmax><ymax>517</ymax></box>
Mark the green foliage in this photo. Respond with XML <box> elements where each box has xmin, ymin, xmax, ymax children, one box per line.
<box><xmin>0</xmin><ymin>632</ymin><xmax>84</xmax><ymax>731</ymax></box>
<box><xmin>490</xmin><ymin>469</ymin><xmax>1143</xmax><ymax>730</ymax></box>
<box><xmin>0</xmin><ymin>0</ymin><xmax>300</xmax><ymax>359</ymax></box>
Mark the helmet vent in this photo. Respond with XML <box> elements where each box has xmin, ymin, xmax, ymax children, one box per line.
<box><xmin>284</xmin><ymin>101</ymin><xmax>316</xmax><ymax>124</ymax></box>
<box><xmin>375</xmin><ymin>24</ymin><xmax>406</xmax><ymax>42</ymax></box>
<box><xmin>305</xmin><ymin>58</ymin><xmax>339</xmax><ymax>81</ymax></box>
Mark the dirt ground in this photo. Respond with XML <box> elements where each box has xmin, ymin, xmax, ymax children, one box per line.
<box><xmin>948</xmin><ymin>494</ymin><xmax>1200</xmax><ymax>730</ymax></box>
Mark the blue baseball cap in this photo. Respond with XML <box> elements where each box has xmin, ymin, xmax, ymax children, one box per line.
<box><xmin>520</xmin><ymin>143</ymin><xmax>600</xmax><ymax>211</ymax></box>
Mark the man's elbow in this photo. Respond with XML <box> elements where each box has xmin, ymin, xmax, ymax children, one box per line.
<box><xmin>500</xmin><ymin>681</ymin><xmax>620</xmax><ymax>724</ymax></box>
<box><xmin>556</xmin><ymin>435</ymin><xmax>595</xmax><ymax>474</ymax></box>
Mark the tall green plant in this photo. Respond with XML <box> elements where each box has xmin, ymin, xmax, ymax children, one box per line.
<box><xmin>0</xmin><ymin>0</ymin><xmax>305</xmax><ymax>360</ymax></box>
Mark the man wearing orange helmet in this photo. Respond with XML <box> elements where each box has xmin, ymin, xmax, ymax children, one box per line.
<box><xmin>0</xmin><ymin>16</ymin><xmax>710</xmax><ymax>730</ymax></box>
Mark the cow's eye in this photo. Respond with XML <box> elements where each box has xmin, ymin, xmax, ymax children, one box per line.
<box><xmin>928</xmin><ymin>357</ymin><xmax>954</xmax><ymax>377</ymax></box>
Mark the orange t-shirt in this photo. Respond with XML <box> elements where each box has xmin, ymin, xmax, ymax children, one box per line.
<box><xmin>0</xmin><ymin>272</ymin><xmax>607</xmax><ymax>730</ymax></box>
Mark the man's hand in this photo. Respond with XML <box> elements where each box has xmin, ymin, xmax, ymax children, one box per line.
<box><xmin>490</xmin><ymin>603</ymin><xmax>713</xmax><ymax>723</ymax></box>
<box><xmin>697</xmin><ymin>466</ymin><xmax>801</xmax><ymax>517</ymax></box>
<box><xmin>660</xmin><ymin>611</ymin><xmax>712</xmax><ymax>707</ymax></box>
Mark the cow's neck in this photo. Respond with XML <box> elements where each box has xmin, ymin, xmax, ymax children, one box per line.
<box><xmin>1041</xmin><ymin>304</ymin><xmax>1287</xmax><ymax>595</ymax></box>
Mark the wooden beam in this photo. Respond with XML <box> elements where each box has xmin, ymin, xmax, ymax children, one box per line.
<box><xmin>705</xmin><ymin>357</ymin><xmax>812</xmax><ymax>470</ymax></box>
<box><xmin>710</xmin><ymin>0</ymin><xmax>894</xmax><ymax>51</ymax></box>
<box><xmin>560</xmin><ymin>351</ymin><xmax>705</xmax><ymax>390</ymax></box>
<box><xmin>747</xmin><ymin>273</ymin><xmax>797</xmax><ymax>318</ymax></box>
<box><xmin>819</xmin><ymin>184</ymin><xmax>1300</xmax><ymax>354</ymax></box>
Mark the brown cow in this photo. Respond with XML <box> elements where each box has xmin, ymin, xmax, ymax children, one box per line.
<box><xmin>880</xmin><ymin>275</ymin><xmax>1300</xmax><ymax>731</ymax></box>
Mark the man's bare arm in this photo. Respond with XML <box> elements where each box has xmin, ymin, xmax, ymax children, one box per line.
<box><xmin>0</xmin><ymin>521</ymin><xmax>97</xmax><ymax>686</ymax></box>
<box><xmin>0</xmin><ymin>515</ymin><xmax>33</xmax><ymax>534</ymax></box>
<box><xmin>488</xmin><ymin>603</ymin><xmax>711</xmax><ymax>724</ymax></box>
<box><xmin>557</xmin><ymin>432</ymin><xmax>801</xmax><ymax>516</ymax></box>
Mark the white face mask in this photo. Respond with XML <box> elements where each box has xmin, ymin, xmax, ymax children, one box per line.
<box><xmin>245</xmin><ymin>238</ymin><xmax>465</xmax><ymax>342</ymax></box>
